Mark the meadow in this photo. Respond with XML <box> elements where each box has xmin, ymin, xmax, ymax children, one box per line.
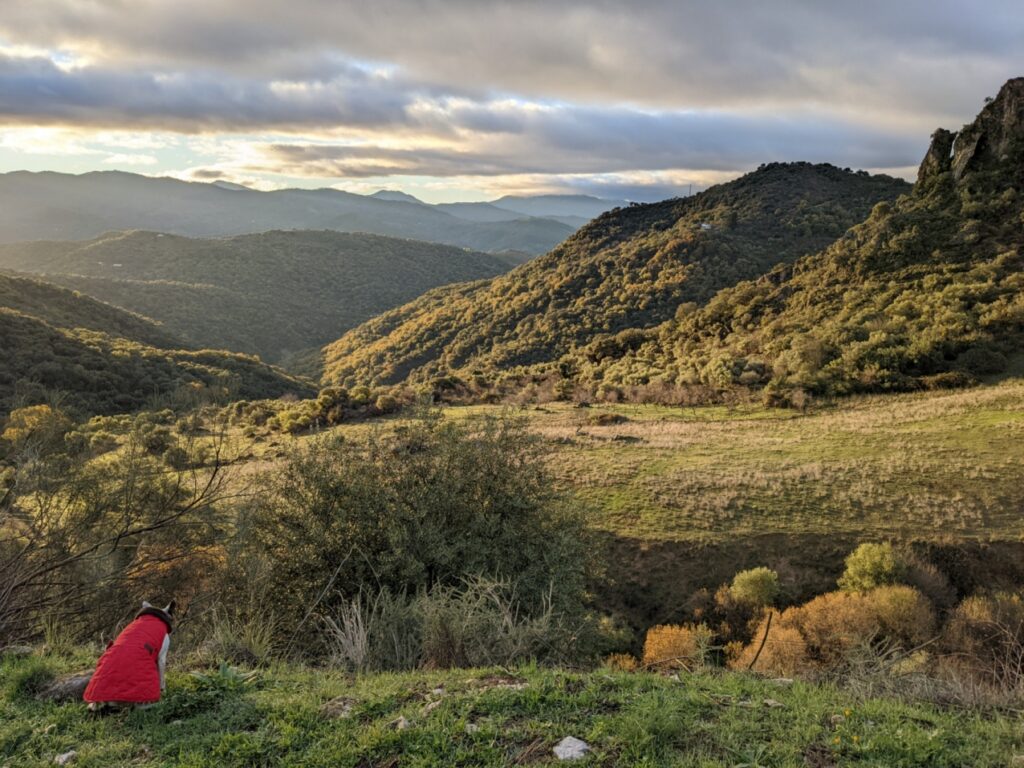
<box><xmin>3</xmin><ymin>651</ymin><xmax>1022</xmax><ymax>767</ymax></box>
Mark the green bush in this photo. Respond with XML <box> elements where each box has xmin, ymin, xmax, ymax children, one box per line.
<box><xmin>729</xmin><ymin>567</ymin><xmax>780</xmax><ymax>607</ymax></box>
<box><xmin>838</xmin><ymin>542</ymin><xmax>907</xmax><ymax>592</ymax></box>
<box><xmin>251</xmin><ymin>410</ymin><xmax>591</xmax><ymax>653</ymax></box>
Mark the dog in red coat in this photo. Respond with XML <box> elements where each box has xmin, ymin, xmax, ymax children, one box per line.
<box><xmin>84</xmin><ymin>600</ymin><xmax>175</xmax><ymax>710</ymax></box>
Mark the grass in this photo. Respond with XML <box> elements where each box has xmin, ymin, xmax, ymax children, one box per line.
<box><xmin>2</xmin><ymin>651</ymin><xmax>1022</xmax><ymax>767</ymax></box>
<box><xmin>218</xmin><ymin>380</ymin><xmax>1024</xmax><ymax>626</ymax></box>
<box><xmin>513</xmin><ymin>381</ymin><xmax>1024</xmax><ymax>544</ymax></box>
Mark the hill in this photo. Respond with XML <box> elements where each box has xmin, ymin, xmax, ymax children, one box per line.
<box><xmin>0</xmin><ymin>273</ymin><xmax>311</xmax><ymax>416</ymax></box>
<box><xmin>0</xmin><ymin>230</ymin><xmax>519</xmax><ymax>365</ymax></box>
<box><xmin>4</xmin><ymin>655</ymin><xmax>1020</xmax><ymax>767</ymax></box>
<box><xmin>0</xmin><ymin>172</ymin><xmax>577</xmax><ymax>255</ymax></box>
<box><xmin>0</xmin><ymin>271</ymin><xmax>180</xmax><ymax>350</ymax></box>
<box><xmin>591</xmin><ymin>77</ymin><xmax>1024</xmax><ymax>400</ymax></box>
<box><xmin>321</xmin><ymin>163</ymin><xmax>909</xmax><ymax>388</ymax></box>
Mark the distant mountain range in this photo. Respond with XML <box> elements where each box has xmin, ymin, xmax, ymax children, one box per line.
<box><xmin>0</xmin><ymin>230</ymin><xmax>521</xmax><ymax>366</ymax></box>
<box><xmin>0</xmin><ymin>171</ymin><xmax>625</xmax><ymax>254</ymax></box>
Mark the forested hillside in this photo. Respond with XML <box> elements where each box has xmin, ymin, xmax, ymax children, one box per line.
<box><xmin>0</xmin><ymin>273</ymin><xmax>311</xmax><ymax>415</ymax></box>
<box><xmin>321</xmin><ymin>163</ymin><xmax>909</xmax><ymax>387</ymax></box>
<box><xmin>588</xmin><ymin>78</ymin><xmax>1024</xmax><ymax>401</ymax></box>
<box><xmin>0</xmin><ymin>272</ymin><xmax>180</xmax><ymax>349</ymax></box>
<box><xmin>0</xmin><ymin>230</ymin><xmax>517</xmax><ymax>365</ymax></box>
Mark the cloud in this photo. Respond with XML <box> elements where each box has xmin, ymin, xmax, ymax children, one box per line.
<box><xmin>101</xmin><ymin>153</ymin><xmax>158</xmax><ymax>165</ymax></box>
<box><xmin>1</xmin><ymin>0</ymin><xmax>1021</xmax><ymax>127</ymax></box>
<box><xmin>0</xmin><ymin>1</ymin><xmax>1020</xmax><ymax>197</ymax></box>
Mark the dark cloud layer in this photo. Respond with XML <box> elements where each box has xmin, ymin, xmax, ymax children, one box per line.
<box><xmin>0</xmin><ymin>1</ymin><xmax>1021</xmax><ymax>187</ymax></box>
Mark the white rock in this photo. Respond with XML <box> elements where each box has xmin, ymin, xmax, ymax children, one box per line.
<box><xmin>54</xmin><ymin>751</ymin><xmax>77</xmax><ymax>766</ymax></box>
<box><xmin>392</xmin><ymin>716</ymin><xmax>410</xmax><ymax>730</ymax></box>
<box><xmin>464</xmin><ymin>723</ymin><xmax>480</xmax><ymax>734</ymax></box>
<box><xmin>553</xmin><ymin>736</ymin><xmax>590</xmax><ymax>760</ymax></box>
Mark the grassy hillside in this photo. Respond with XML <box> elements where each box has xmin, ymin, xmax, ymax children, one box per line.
<box><xmin>0</xmin><ymin>172</ymin><xmax>574</xmax><ymax>255</ymax></box>
<box><xmin>299</xmin><ymin>378</ymin><xmax>1024</xmax><ymax>624</ymax></box>
<box><xmin>321</xmin><ymin>163</ymin><xmax>909</xmax><ymax>388</ymax></box>
<box><xmin>3</xmin><ymin>654</ymin><xmax>1021</xmax><ymax>767</ymax></box>
<box><xmin>0</xmin><ymin>230</ymin><xmax>517</xmax><ymax>365</ymax></box>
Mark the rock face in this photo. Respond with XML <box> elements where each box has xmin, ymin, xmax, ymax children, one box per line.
<box><xmin>951</xmin><ymin>77</ymin><xmax>1024</xmax><ymax>181</ymax></box>
<box><xmin>917</xmin><ymin>77</ymin><xmax>1024</xmax><ymax>187</ymax></box>
<box><xmin>917</xmin><ymin>129</ymin><xmax>956</xmax><ymax>184</ymax></box>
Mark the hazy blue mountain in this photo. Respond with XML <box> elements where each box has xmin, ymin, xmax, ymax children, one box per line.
<box><xmin>0</xmin><ymin>171</ymin><xmax>575</xmax><ymax>255</ymax></box>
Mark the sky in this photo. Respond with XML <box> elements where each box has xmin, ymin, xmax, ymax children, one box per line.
<box><xmin>0</xmin><ymin>1</ymin><xmax>1021</xmax><ymax>203</ymax></box>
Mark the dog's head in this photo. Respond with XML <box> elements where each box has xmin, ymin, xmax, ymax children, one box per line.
<box><xmin>141</xmin><ymin>599</ymin><xmax>176</xmax><ymax>616</ymax></box>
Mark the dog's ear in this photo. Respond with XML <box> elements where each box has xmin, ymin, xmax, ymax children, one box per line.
<box><xmin>164</xmin><ymin>599</ymin><xmax>177</xmax><ymax>616</ymax></box>
<box><xmin>141</xmin><ymin>600</ymin><xmax>153</xmax><ymax>610</ymax></box>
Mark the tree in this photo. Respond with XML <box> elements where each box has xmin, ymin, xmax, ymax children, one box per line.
<box><xmin>838</xmin><ymin>542</ymin><xmax>906</xmax><ymax>592</ymax></box>
<box><xmin>730</xmin><ymin>567</ymin><xmax>780</xmax><ymax>607</ymax></box>
<box><xmin>251</xmin><ymin>410</ymin><xmax>590</xmax><ymax>637</ymax></box>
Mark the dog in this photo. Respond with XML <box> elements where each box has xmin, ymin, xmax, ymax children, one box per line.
<box><xmin>83</xmin><ymin>600</ymin><xmax>175</xmax><ymax>711</ymax></box>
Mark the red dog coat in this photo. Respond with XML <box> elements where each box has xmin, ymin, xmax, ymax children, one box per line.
<box><xmin>83</xmin><ymin>608</ymin><xmax>173</xmax><ymax>704</ymax></box>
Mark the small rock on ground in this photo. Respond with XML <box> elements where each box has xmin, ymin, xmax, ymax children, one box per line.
<box><xmin>320</xmin><ymin>697</ymin><xmax>355</xmax><ymax>719</ymax></box>
<box><xmin>54</xmin><ymin>751</ymin><xmax>77</xmax><ymax>766</ymax></box>
<box><xmin>553</xmin><ymin>736</ymin><xmax>590</xmax><ymax>760</ymax></box>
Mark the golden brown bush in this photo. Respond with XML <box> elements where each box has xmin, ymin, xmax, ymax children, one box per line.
<box><xmin>731</xmin><ymin>586</ymin><xmax>937</xmax><ymax>675</ymax></box>
<box><xmin>641</xmin><ymin>623</ymin><xmax>713</xmax><ymax>669</ymax></box>
<box><xmin>603</xmin><ymin>653</ymin><xmax>639</xmax><ymax>672</ymax></box>
<box><xmin>869</xmin><ymin>585</ymin><xmax>937</xmax><ymax>648</ymax></box>
<box><xmin>730</xmin><ymin>619</ymin><xmax>809</xmax><ymax>677</ymax></box>
<box><xmin>943</xmin><ymin>593</ymin><xmax>1024</xmax><ymax>683</ymax></box>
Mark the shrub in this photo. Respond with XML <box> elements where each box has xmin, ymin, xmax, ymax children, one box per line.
<box><xmin>729</xmin><ymin>567</ymin><xmax>780</xmax><ymax>607</ymax></box>
<box><xmin>868</xmin><ymin>585</ymin><xmax>937</xmax><ymax>648</ymax></box>
<box><xmin>604</xmin><ymin>653</ymin><xmax>639</xmax><ymax>672</ymax></box>
<box><xmin>374</xmin><ymin>394</ymin><xmax>399</xmax><ymax>414</ymax></box>
<box><xmin>731</xmin><ymin>621</ymin><xmax>808</xmax><ymax>677</ymax></box>
<box><xmin>320</xmin><ymin>579</ymin><xmax>568</xmax><ymax>672</ymax></box>
<box><xmin>838</xmin><ymin>542</ymin><xmax>907</xmax><ymax>592</ymax></box>
<box><xmin>730</xmin><ymin>585</ymin><xmax>937</xmax><ymax>676</ymax></box>
<box><xmin>944</xmin><ymin>592</ymin><xmax>1024</xmax><ymax>685</ymax></box>
<box><xmin>252</xmin><ymin>410</ymin><xmax>590</xmax><ymax>653</ymax></box>
<box><xmin>641</xmin><ymin>623</ymin><xmax>714</xmax><ymax>669</ymax></box>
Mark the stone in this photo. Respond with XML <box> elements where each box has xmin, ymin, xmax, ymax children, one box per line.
<box><xmin>320</xmin><ymin>697</ymin><xmax>355</xmax><ymax>719</ymax></box>
<box><xmin>54</xmin><ymin>751</ymin><xmax>77</xmax><ymax>766</ymax></box>
<box><xmin>391</xmin><ymin>716</ymin><xmax>410</xmax><ymax>730</ymax></box>
<box><xmin>464</xmin><ymin>723</ymin><xmax>480</xmax><ymax>734</ymax></box>
<box><xmin>37</xmin><ymin>673</ymin><xmax>93</xmax><ymax>703</ymax></box>
<box><xmin>553</xmin><ymin>736</ymin><xmax>590</xmax><ymax>761</ymax></box>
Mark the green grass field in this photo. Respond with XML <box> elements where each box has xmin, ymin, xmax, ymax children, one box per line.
<box><xmin>236</xmin><ymin>379</ymin><xmax>1022</xmax><ymax>626</ymax></box>
<box><xmin>3</xmin><ymin>652</ymin><xmax>1022</xmax><ymax>767</ymax></box>
<box><xmin>477</xmin><ymin>380</ymin><xmax>1024</xmax><ymax>544</ymax></box>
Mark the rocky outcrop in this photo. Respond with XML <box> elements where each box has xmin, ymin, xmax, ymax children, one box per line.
<box><xmin>951</xmin><ymin>77</ymin><xmax>1024</xmax><ymax>181</ymax></box>
<box><xmin>917</xmin><ymin>129</ymin><xmax>956</xmax><ymax>184</ymax></box>
<box><xmin>917</xmin><ymin>77</ymin><xmax>1024</xmax><ymax>187</ymax></box>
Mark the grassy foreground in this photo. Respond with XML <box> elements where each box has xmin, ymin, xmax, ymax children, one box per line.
<box><xmin>2</xmin><ymin>653</ymin><xmax>1022</xmax><ymax>767</ymax></box>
